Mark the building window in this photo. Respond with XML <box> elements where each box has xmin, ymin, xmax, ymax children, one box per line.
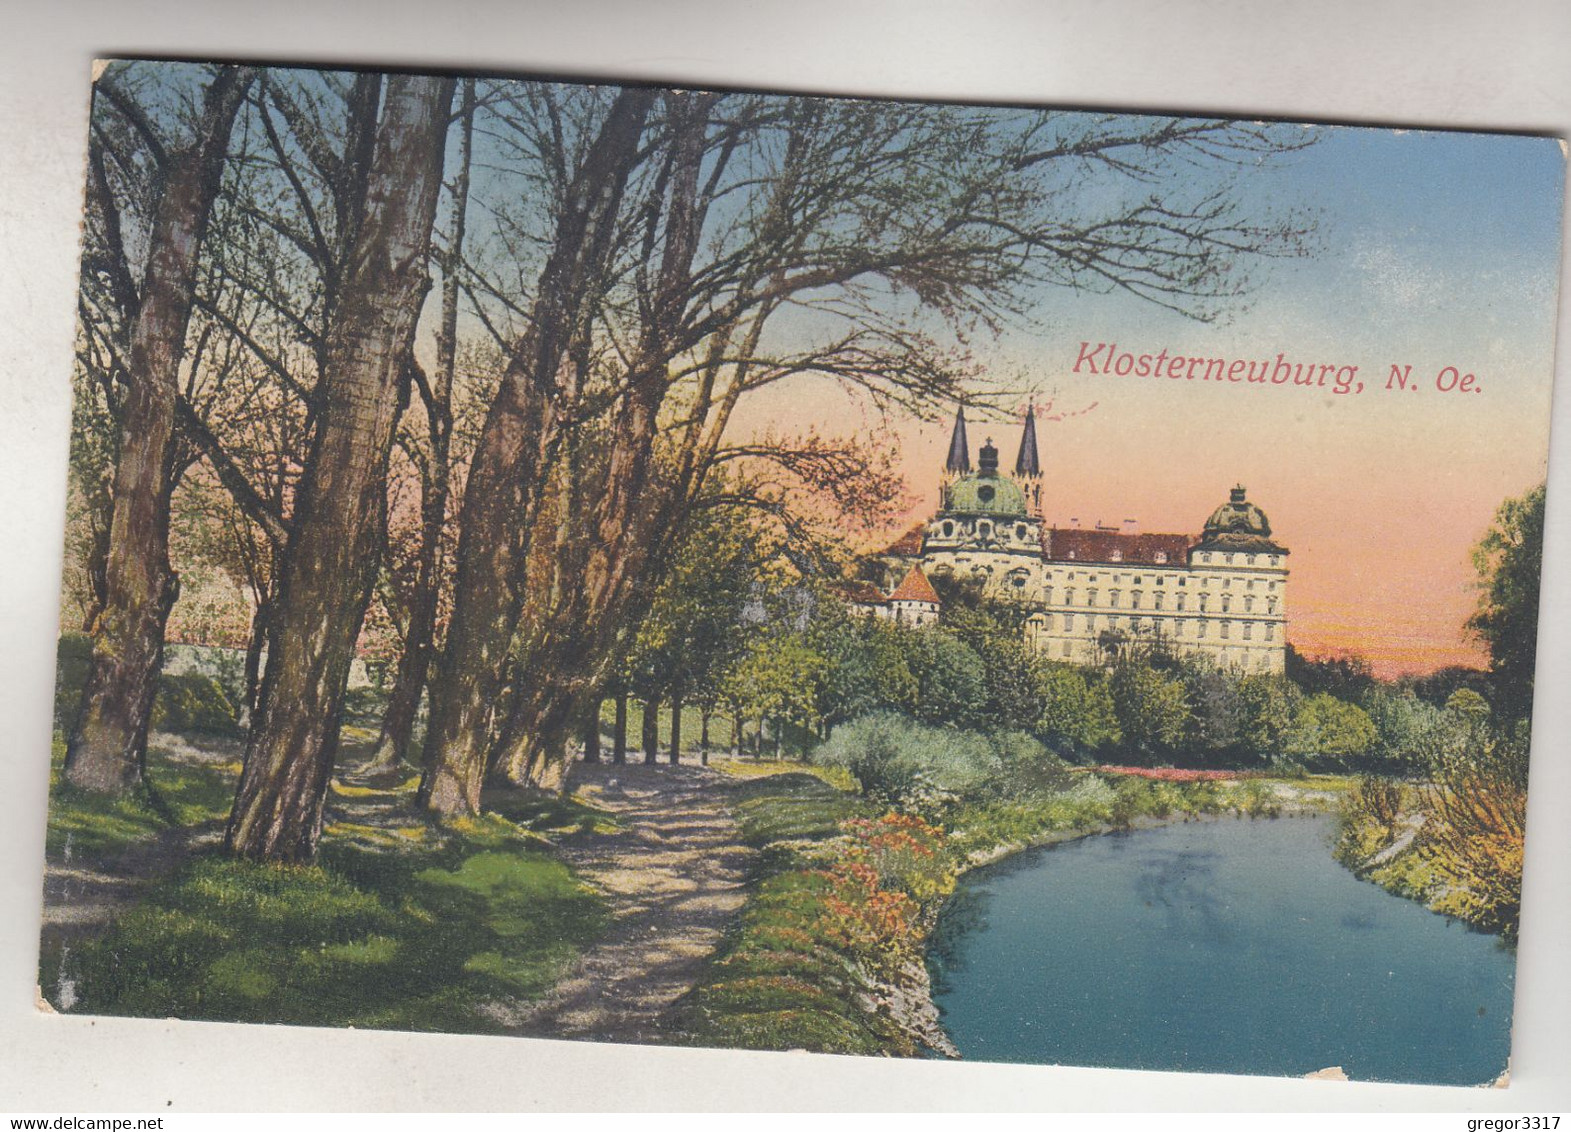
<box><xmin>942</xmin><ymin>521</ymin><xmax>954</xmax><ymax>537</ymax></box>
<box><xmin>1247</xmin><ymin>554</ymin><xmax>1256</xmax><ymax>566</ymax></box>
<box><xmin>1154</xmin><ymin>593</ymin><xmax>1164</xmax><ymax>611</ymax></box>
<box><xmin>1016</xmin><ymin>523</ymin><xmax>1027</xmax><ymax>540</ymax></box>
<box><xmin>1198</xmin><ymin>621</ymin><xmax>1208</xmax><ymax>638</ymax></box>
<box><xmin>979</xmin><ymin>520</ymin><xmax>992</xmax><ymax>537</ymax></box>
<box><xmin>1202</xmin><ymin>552</ymin><xmax>1212</xmax><ymax>564</ymax></box>
<box><xmin>1267</xmin><ymin>597</ymin><xmax>1278</xmax><ymax>614</ymax></box>
<box><xmin>1155</xmin><ymin>551</ymin><xmax>1167</xmax><ymax>563</ymax></box>
<box><xmin>1176</xmin><ymin>594</ymin><xmax>1185</xmax><ymax>612</ymax></box>
<box><xmin>1012</xmin><ymin>574</ymin><xmax>1027</xmax><ymax>589</ymax></box>
<box><xmin>978</xmin><ymin>485</ymin><xmax>995</xmax><ymax>504</ymax></box>
<box><xmin>1221</xmin><ymin>621</ymin><xmax>1231</xmax><ymax>639</ymax></box>
<box><xmin>1222</xmin><ymin>595</ymin><xmax>1232</xmax><ymax>613</ymax></box>
<box><xmin>1226</xmin><ymin>553</ymin><xmax>1235</xmax><ymax>565</ymax></box>
<box><xmin>1109</xmin><ymin>590</ymin><xmax>1119</xmax><ymax>608</ymax></box>
<box><xmin>1270</xmin><ymin>555</ymin><xmax>1279</xmax><ymax>566</ymax></box>
<box><xmin>1199</xmin><ymin>595</ymin><xmax>1209</xmax><ymax>613</ymax></box>
<box><xmin>1245</xmin><ymin>596</ymin><xmax>1254</xmax><ymax>612</ymax></box>
<box><xmin>1131</xmin><ymin>592</ymin><xmax>1141</xmax><ymax>609</ymax></box>
<box><xmin>1062</xmin><ymin>641</ymin><xmax>1072</xmax><ymax>657</ymax></box>
<box><xmin>1066</xmin><ymin>587</ymin><xmax>1076</xmax><ymax>605</ymax></box>
<box><xmin>1244</xmin><ymin>623</ymin><xmax>1253</xmax><ymax>640</ymax></box>
<box><xmin>1266</xmin><ymin>623</ymin><xmax>1275</xmax><ymax>641</ymax></box>
<box><xmin>1088</xmin><ymin>588</ymin><xmax>1099</xmax><ymax>607</ymax></box>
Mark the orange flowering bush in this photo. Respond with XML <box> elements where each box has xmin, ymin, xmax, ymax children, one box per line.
<box><xmin>809</xmin><ymin>813</ymin><xmax>958</xmax><ymax>974</ymax></box>
<box><xmin>839</xmin><ymin>813</ymin><xmax>954</xmax><ymax>903</ymax></box>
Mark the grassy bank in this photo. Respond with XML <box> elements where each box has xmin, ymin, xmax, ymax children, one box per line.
<box><xmin>673</xmin><ymin>755</ymin><xmax>1341</xmax><ymax>1056</ymax></box>
<box><xmin>41</xmin><ymin>731</ymin><xmax>612</xmax><ymax>1033</ymax></box>
<box><xmin>1333</xmin><ymin>766</ymin><xmax>1525</xmax><ymax>942</ymax></box>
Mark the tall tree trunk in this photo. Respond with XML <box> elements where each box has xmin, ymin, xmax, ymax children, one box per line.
<box><xmin>418</xmin><ymin>90</ymin><xmax>655</xmax><ymax>817</ymax></box>
<box><xmin>224</xmin><ymin>75</ymin><xmax>454</xmax><ymax>861</ymax></box>
<box><xmin>368</xmin><ymin>78</ymin><xmax>475</xmax><ymax>775</ymax></box>
<box><xmin>773</xmin><ymin>716</ymin><xmax>783</xmax><ymax>760</ymax></box>
<box><xmin>465</xmin><ymin>93</ymin><xmax>718</xmax><ymax>801</ymax></box>
<box><xmin>730</xmin><ymin>712</ymin><xmax>741</xmax><ymax>759</ymax></box>
<box><xmin>241</xmin><ymin>592</ymin><xmax>274</xmax><ymax>726</ymax></box>
<box><xmin>613</xmin><ymin>692</ymin><xmax>628</xmax><ymax>765</ymax></box>
<box><xmin>582</xmin><ymin>698</ymin><xmax>601</xmax><ymax>764</ymax></box>
<box><xmin>65</xmin><ymin>66</ymin><xmax>255</xmax><ymax>794</ymax></box>
<box><xmin>668</xmin><ymin>688</ymin><xmax>683</xmax><ymax>765</ymax></box>
<box><xmin>642</xmin><ymin>695</ymin><xmax>660</xmax><ymax>765</ymax></box>
<box><xmin>80</xmin><ymin>493</ymin><xmax>112</xmax><ymax>632</ymax></box>
<box><xmin>699</xmin><ymin>708</ymin><xmax>710</xmax><ymax>767</ymax></box>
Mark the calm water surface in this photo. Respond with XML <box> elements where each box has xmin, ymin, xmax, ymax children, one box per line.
<box><xmin>929</xmin><ymin>815</ymin><xmax>1515</xmax><ymax>1084</ymax></box>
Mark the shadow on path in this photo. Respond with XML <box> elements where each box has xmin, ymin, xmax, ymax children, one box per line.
<box><xmin>500</xmin><ymin>761</ymin><xmax>753</xmax><ymax>1045</ymax></box>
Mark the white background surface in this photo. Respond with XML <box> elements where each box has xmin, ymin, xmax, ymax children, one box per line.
<box><xmin>1</xmin><ymin>0</ymin><xmax>1568</xmax><ymax>1112</ymax></box>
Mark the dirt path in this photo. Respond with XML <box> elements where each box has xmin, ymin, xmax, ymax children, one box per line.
<box><xmin>503</xmin><ymin>760</ymin><xmax>753</xmax><ymax>1045</ymax></box>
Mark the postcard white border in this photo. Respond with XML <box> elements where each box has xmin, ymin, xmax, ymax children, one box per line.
<box><xmin>3</xmin><ymin>0</ymin><xmax>1568</xmax><ymax>1112</ymax></box>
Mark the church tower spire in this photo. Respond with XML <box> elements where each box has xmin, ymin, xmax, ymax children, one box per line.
<box><xmin>1015</xmin><ymin>402</ymin><xmax>1043</xmax><ymax>514</ymax></box>
<box><xmin>945</xmin><ymin>405</ymin><xmax>971</xmax><ymax>474</ymax></box>
<box><xmin>942</xmin><ymin>404</ymin><xmax>970</xmax><ymax>490</ymax></box>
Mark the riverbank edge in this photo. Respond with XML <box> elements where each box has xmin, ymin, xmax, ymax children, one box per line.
<box><xmin>881</xmin><ymin>787</ymin><xmax>1343</xmax><ymax>1060</ymax></box>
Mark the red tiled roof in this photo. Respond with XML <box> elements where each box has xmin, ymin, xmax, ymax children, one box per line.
<box><xmin>877</xmin><ymin>522</ymin><xmax>926</xmax><ymax>557</ymax></box>
<box><xmin>836</xmin><ymin>579</ymin><xmax>888</xmax><ymax>606</ymax></box>
<box><xmin>1045</xmin><ymin>528</ymin><xmax>1192</xmax><ymax>566</ymax></box>
<box><xmin>888</xmin><ymin>566</ymin><xmax>941</xmax><ymax>605</ymax></box>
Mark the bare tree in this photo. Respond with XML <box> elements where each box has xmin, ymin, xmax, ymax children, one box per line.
<box><xmin>65</xmin><ymin>64</ymin><xmax>256</xmax><ymax>793</ymax></box>
<box><xmin>224</xmin><ymin>74</ymin><xmax>455</xmax><ymax>861</ymax></box>
<box><xmin>475</xmin><ymin>100</ymin><xmax>1314</xmax><ymax>796</ymax></box>
<box><xmin>417</xmin><ymin>86</ymin><xmax>657</xmax><ymax>815</ymax></box>
<box><xmin>366</xmin><ymin>77</ymin><xmax>477</xmax><ymax>774</ymax></box>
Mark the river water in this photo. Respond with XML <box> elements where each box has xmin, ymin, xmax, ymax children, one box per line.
<box><xmin>928</xmin><ymin>814</ymin><xmax>1515</xmax><ymax>1084</ymax></box>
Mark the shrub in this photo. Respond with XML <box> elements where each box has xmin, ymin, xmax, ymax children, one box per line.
<box><xmin>840</xmin><ymin>813</ymin><xmax>953</xmax><ymax>903</ymax></box>
<box><xmin>53</xmin><ymin>633</ymin><xmax>93</xmax><ymax>731</ymax></box>
<box><xmin>812</xmin><ymin>712</ymin><xmax>1001</xmax><ymax>809</ymax></box>
<box><xmin>54</xmin><ymin>635</ymin><xmax>241</xmax><ymax>738</ymax></box>
<box><xmin>152</xmin><ymin>672</ymin><xmax>240</xmax><ymax>736</ymax></box>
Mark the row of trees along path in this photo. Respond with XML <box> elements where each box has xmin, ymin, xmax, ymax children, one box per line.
<box><xmin>65</xmin><ymin>60</ymin><xmax>1312</xmax><ymax>870</ymax></box>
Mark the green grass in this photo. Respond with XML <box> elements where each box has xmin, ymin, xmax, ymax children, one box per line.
<box><xmin>44</xmin><ymin>734</ymin><xmax>241</xmax><ymax>859</ymax></box>
<box><xmin>671</xmin><ymin>868</ymin><xmax>914</xmax><ymax>1056</ymax></box>
<box><xmin>62</xmin><ymin>816</ymin><xmax>608</xmax><ymax>1033</ymax></box>
<box><xmin>729</xmin><ymin>772</ymin><xmax>872</xmax><ymax>847</ymax></box>
<box><xmin>670</xmin><ymin>770</ymin><xmax>930</xmax><ymax>1055</ymax></box>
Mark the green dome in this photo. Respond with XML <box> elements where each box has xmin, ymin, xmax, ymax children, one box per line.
<box><xmin>944</xmin><ymin>472</ymin><xmax>1029</xmax><ymax>516</ymax></box>
<box><xmin>1203</xmin><ymin>485</ymin><xmax>1271</xmax><ymax>538</ymax></box>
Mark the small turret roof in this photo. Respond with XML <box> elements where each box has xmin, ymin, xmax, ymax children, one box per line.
<box><xmin>888</xmin><ymin>565</ymin><xmax>941</xmax><ymax>606</ymax></box>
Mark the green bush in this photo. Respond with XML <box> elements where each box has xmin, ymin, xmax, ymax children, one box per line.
<box><xmin>54</xmin><ymin>634</ymin><xmax>241</xmax><ymax>737</ymax></box>
<box><xmin>152</xmin><ymin>672</ymin><xmax>240</xmax><ymax>736</ymax></box>
<box><xmin>54</xmin><ymin>633</ymin><xmax>93</xmax><ymax>731</ymax></box>
<box><xmin>812</xmin><ymin>712</ymin><xmax>1001</xmax><ymax>809</ymax></box>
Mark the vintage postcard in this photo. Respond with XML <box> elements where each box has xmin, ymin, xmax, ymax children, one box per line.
<box><xmin>39</xmin><ymin>58</ymin><xmax>1561</xmax><ymax>1088</ymax></box>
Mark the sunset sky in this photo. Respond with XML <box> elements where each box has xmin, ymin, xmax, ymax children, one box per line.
<box><xmin>734</xmin><ymin>123</ymin><xmax>1564</xmax><ymax>678</ymax></box>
